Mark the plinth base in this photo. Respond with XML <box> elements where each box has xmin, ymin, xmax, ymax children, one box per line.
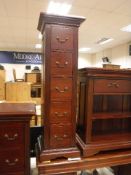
<box><xmin>76</xmin><ymin>134</ymin><xmax>131</xmax><ymax>157</ymax></box>
<box><xmin>39</xmin><ymin>147</ymin><xmax>80</xmax><ymax>161</ymax></box>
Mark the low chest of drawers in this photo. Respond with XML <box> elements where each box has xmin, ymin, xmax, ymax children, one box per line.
<box><xmin>0</xmin><ymin>103</ymin><xmax>35</xmax><ymax>175</ymax></box>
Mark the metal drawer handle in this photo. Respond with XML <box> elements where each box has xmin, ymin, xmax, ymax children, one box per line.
<box><xmin>54</xmin><ymin>134</ymin><xmax>68</xmax><ymax>141</ymax></box>
<box><xmin>55</xmin><ymin>86</ymin><xmax>69</xmax><ymax>93</ymax></box>
<box><xmin>55</xmin><ymin>61</ymin><xmax>68</xmax><ymax>68</ymax></box>
<box><xmin>5</xmin><ymin>158</ymin><xmax>19</xmax><ymax>166</ymax></box>
<box><xmin>56</xmin><ymin>36</ymin><xmax>69</xmax><ymax>43</ymax></box>
<box><xmin>4</xmin><ymin>133</ymin><xmax>18</xmax><ymax>141</ymax></box>
<box><xmin>107</xmin><ymin>82</ymin><xmax>119</xmax><ymax>88</ymax></box>
<box><xmin>55</xmin><ymin>112</ymin><xmax>68</xmax><ymax>117</ymax></box>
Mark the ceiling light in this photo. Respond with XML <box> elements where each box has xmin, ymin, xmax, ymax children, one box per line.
<box><xmin>47</xmin><ymin>1</ymin><xmax>72</xmax><ymax>15</ymax></box>
<box><xmin>97</xmin><ymin>38</ymin><xmax>114</xmax><ymax>45</ymax></box>
<box><xmin>35</xmin><ymin>44</ymin><xmax>42</xmax><ymax>49</ymax></box>
<box><xmin>121</xmin><ymin>24</ymin><xmax>131</xmax><ymax>32</ymax></box>
<box><xmin>38</xmin><ymin>33</ymin><xmax>42</xmax><ymax>39</ymax></box>
<box><xmin>79</xmin><ymin>47</ymin><xmax>91</xmax><ymax>53</ymax></box>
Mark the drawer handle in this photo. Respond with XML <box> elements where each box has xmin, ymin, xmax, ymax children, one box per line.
<box><xmin>56</xmin><ymin>36</ymin><xmax>69</xmax><ymax>43</ymax></box>
<box><xmin>5</xmin><ymin>158</ymin><xmax>19</xmax><ymax>166</ymax></box>
<box><xmin>55</xmin><ymin>61</ymin><xmax>68</xmax><ymax>68</ymax></box>
<box><xmin>55</xmin><ymin>86</ymin><xmax>69</xmax><ymax>93</ymax></box>
<box><xmin>55</xmin><ymin>112</ymin><xmax>68</xmax><ymax>117</ymax></box>
<box><xmin>4</xmin><ymin>133</ymin><xmax>18</xmax><ymax>141</ymax></box>
<box><xmin>54</xmin><ymin>134</ymin><xmax>68</xmax><ymax>141</ymax></box>
<box><xmin>108</xmin><ymin>82</ymin><xmax>119</xmax><ymax>88</ymax></box>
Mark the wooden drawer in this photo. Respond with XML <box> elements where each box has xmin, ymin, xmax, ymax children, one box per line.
<box><xmin>94</xmin><ymin>79</ymin><xmax>131</xmax><ymax>93</ymax></box>
<box><xmin>51</xmin><ymin>51</ymin><xmax>73</xmax><ymax>76</ymax></box>
<box><xmin>50</xmin><ymin>123</ymin><xmax>72</xmax><ymax>148</ymax></box>
<box><xmin>51</xmin><ymin>78</ymin><xmax>72</xmax><ymax>99</ymax></box>
<box><xmin>50</xmin><ymin>101</ymin><xmax>72</xmax><ymax>123</ymax></box>
<box><xmin>0</xmin><ymin>122</ymin><xmax>24</xmax><ymax>148</ymax></box>
<box><xmin>51</xmin><ymin>25</ymin><xmax>73</xmax><ymax>51</ymax></box>
<box><xmin>0</xmin><ymin>149</ymin><xmax>24</xmax><ymax>173</ymax></box>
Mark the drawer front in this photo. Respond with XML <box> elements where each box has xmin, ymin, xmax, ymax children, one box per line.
<box><xmin>51</xmin><ymin>78</ymin><xmax>72</xmax><ymax>99</ymax></box>
<box><xmin>50</xmin><ymin>124</ymin><xmax>72</xmax><ymax>148</ymax></box>
<box><xmin>51</xmin><ymin>25</ymin><xmax>73</xmax><ymax>50</ymax></box>
<box><xmin>0</xmin><ymin>122</ymin><xmax>24</xmax><ymax>148</ymax></box>
<box><xmin>51</xmin><ymin>52</ymin><xmax>73</xmax><ymax>76</ymax></box>
<box><xmin>50</xmin><ymin>101</ymin><xmax>72</xmax><ymax>123</ymax></box>
<box><xmin>94</xmin><ymin>79</ymin><xmax>131</xmax><ymax>93</ymax></box>
<box><xmin>0</xmin><ymin>149</ymin><xmax>24</xmax><ymax>173</ymax></box>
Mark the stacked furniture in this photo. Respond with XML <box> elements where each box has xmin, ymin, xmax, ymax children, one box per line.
<box><xmin>37</xmin><ymin>12</ymin><xmax>85</xmax><ymax>164</ymax></box>
<box><xmin>0</xmin><ymin>103</ymin><xmax>35</xmax><ymax>175</ymax></box>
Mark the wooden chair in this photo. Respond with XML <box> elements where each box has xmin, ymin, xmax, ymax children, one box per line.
<box><xmin>13</xmin><ymin>69</ymin><xmax>24</xmax><ymax>82</ymax></box>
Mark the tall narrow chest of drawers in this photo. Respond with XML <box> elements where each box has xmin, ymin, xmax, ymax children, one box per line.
<box><xmin>37</xmin><ymin>13</ymin><xmax>85</xmax><ymax>160</ymax></box>
<box><xmin>0</xmin><ymin>103</ymin><xmax>35</xmax><ymax>175</ymax></box>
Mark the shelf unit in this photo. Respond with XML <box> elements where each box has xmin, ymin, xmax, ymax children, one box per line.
<box><xmin>77</xmin><ymin>67</ymin><xmax>131</xmax><ymax>157</ymax></box>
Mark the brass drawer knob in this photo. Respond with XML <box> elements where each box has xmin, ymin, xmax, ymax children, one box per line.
<box><xmin>55</xmin><ymin>61</ymin><xmax>68</xmax><ymax>68</ymax></box>
<box><xmin>4</xmin><ymin>133</ymin><xmax>18</xmax><ymax>141</ymax></box>
<box><xmin>56</xmin><ymin>36</ymin><xmax>69</xmax><ymax>43</ymax></box>
<box><xmin>54</xmin><ymin>134</ymin><xmax>68</xmax><ymax>141</ymax></box>
<box><xmin>55</xmin><ymin>86</ymin><xmax>69</xmax><ymax>93</ymax></box>
<box><xmin>5</xmin><ymin>158</ymin><xmax>19</xmax><ymax>166</ymax></box>
<box><xmin>108</xmin><ymin>82</ymin><xmax>119</xmax><ymax>88</ymax></box>
<box><xmin>54</xmin><ymin>112</ymin><xmax>68</xmax><ymax>117</ymax></box>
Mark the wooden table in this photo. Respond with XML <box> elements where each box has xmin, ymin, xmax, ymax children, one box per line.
<box><xmin>37</xmin><ymin>149</ymin><xmax>131</xmax><ymax>175</ymax></box>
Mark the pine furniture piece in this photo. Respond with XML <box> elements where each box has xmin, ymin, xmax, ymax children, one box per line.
<box><xmin>77</xmin><ymin>67</ymin><xmax>131</xmax><ymax>157</ymax></box>
<box><xmin>0</xmin><ymin>103</ymin><xmax>35</xmax><ymax>175</ymax></box>
<box><xmin>25</xmin><ymin>72</ymin><xmax>41</xmax><ymax>84</ymax></box>
<box><xmin>37</xmin><ymin>13</ymin><xmax>85</xmax><ymax>161</ymax></box>
<box><xmin>0</xmin><ymin>70</ymin><xmax>5</xmax><ymax>100</ymax></box>
<box><xmin>6</xmin><ymin>82</ymin><xmax>31</xmax><ymax>101</ymax></box>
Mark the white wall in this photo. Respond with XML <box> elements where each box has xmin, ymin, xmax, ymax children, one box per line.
<box><xmin>2</xmin><ymin>42</ymin><xmax>131</xmax><ymax>82</ymax></box>
<box><xmin>92</xmin><ymin>42</ymin><xmax>131</xmax><ymax>68</ymax></box>
<box><xmin>2</xmin><ymin>64</ymin><xmax>41</xmax><ymax>81</ymax></box>
<box><xmin>78</xmin><ymin>53</ymin><xmax>92</xmax><ymax>68</ymax></box>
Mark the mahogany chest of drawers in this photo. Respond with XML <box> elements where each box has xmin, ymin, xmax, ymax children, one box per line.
<box><xmin>77</xmin><ymin>67</ymin><xmax>131</xmax><ymax>157</ymax></box>
<box><xmin>37</xmin><ymin>13</ymin><xmax>85</xmax><ymax>161</ymax></box>
<box><xmin>0</xmin><ymin>103</ymin><xmax>35</xmax><ymax>175</ymax></box>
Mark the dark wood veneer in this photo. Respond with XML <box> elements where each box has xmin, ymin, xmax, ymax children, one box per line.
<box><xmin>37</xmin><ymin>13</ymin><xmax>85</xmax><ymax>161</ymax></box>
<box><xmin>0</xmin><ymin>103</ymin><xmax>35</xmax><ymax>174</ymax></box>
<box><xmin>77</xmin><ymin>67</ymin><xmax>131</xmax><ymax>157</ymax></box>
<box><xmin>37</xmin><ymin>149</ymin><xmax>131</xmax><ymax>175</ymax></box>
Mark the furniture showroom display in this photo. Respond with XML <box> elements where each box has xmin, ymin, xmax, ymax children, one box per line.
<box><xmin>35</xmin><ymin>13</ymin><xmax>131</xmax><ymax>175</ymax></box>
<box><xmin>36</xmin><ymin>12</ymin><xmax>85</xmax><ymax>163</ymax></box>
<box><xmin>0</xmin><ymin>103</ymin><xmax>35</xmax><ymax>175</ymax></box>
<box><xmin>77</xmin><ymin>68</ymin><xmax>131</xmax><ymax>157</ymax></box>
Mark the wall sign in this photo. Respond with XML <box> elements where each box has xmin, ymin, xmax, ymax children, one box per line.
<box><xmin>0</xmin><ymin>51</ymin><xmax>42</xmax><ymax>64</ymax></box>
